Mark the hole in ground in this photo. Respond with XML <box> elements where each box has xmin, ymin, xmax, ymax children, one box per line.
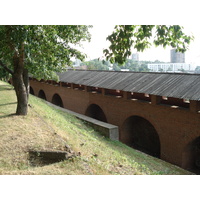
<box><xmin>28</xmin><ymin>150</ymin><xmax>75</xmax><ymax>167</ymax></box>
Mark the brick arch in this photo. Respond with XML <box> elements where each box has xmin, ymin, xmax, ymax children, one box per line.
<box><xmin>52</xmin><ymin>93</ymin><xmax>64</xmax><ymax>108</ymax></box>
<box><xmin>85</xmin><ymin>104</ymin><xmax>107</xmax><ymax>123</ymax></box>
<box><xmin>29</xmin><ymin>86</ymin><xmax>35</xmax><ymax>95</ymax></box>
<box><xmin>182</xmin><ymin>136</ymin><xmax>200</xmax><ymax>173</ymax></box>
<box><xmin>38</xmin><ymin>90</ymin><xmax>47</xmax><ymax>100</ymax></box>
<box><xmin>121</xmin><ymin>115</ymin><xmax>160</xmax><ymax>158</ymax></box>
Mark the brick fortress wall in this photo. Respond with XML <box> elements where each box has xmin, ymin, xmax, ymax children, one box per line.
<box><xmin>30</xmin><ymin>78</ymin><xmax>200</xmax><ymax>171</ymax></box>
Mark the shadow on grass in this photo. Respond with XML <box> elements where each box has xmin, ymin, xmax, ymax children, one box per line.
<box><xmin>0</xmin><ymin>113</ymin><xmax>16</xmax><ymax>119</ymax></box>
<box><xmin>0</xmin><ymin>102</ymin><xmax>17</xmax><ymax>107</ymax></box>
<box><xmin>0</xmin><ymin>85</ymin><xmax>14</xmax><ymax>91</ymax></box>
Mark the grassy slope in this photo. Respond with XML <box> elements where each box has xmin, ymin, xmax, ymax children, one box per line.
<box><xmin>0</xmin><ymin>81</ymin><xmax>192</xmax><ymax>175</ymax></box>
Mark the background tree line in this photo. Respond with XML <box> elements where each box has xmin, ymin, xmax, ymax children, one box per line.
<box><xmin>0</xmin><ymin>66</ymin><xmax>10</xmax><ymax>81</ymax></box>
<box><xmin>79</xmin><ymin>59</ymin><xmax>166</xmax><ymax>72</ymax></box>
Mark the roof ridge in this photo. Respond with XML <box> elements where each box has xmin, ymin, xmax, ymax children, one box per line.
<box><xmin>67</xmin><ymin>69</ymin><xmax>199</xmax><ymax>76</ymax></box>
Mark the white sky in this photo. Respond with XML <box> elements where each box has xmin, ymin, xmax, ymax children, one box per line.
<box><xmin>2</xmin><ymin>0</ymin><xmax>200</xmax><ymax>69</ymax></box>
<box><xmin>80</xmin><ymin>24</ymin><xmax>200</xmax><ymax>69</ymax></box>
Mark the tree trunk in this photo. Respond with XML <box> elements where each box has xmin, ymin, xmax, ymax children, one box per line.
<box><xmin>12</xmin><ymin>72</ymin><xmax>28</xmax><ymax>115</ymax></box>
<box><xmin>0</xmin><ymin>59</ymin><xmax>28</xmax><ymax>115</ymax></box>
<box><xmin>12</xmin><ymin>43</ymin><xmax>28</xmax><ymax>116</ymax></box>
<box><xmin>23</xmin><ymin>68</ymin><xmax>29</xmax><ymax>100</ymax></box>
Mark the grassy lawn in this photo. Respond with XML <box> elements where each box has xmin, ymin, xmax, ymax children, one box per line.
<box><xmin>0</xmin><ymin>80</ymin><xmax>193</xmax><ymax>175</ymax></box>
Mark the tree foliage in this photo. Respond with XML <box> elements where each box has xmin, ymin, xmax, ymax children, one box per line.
<box><xmin>81</xmin><ymin>58</ymin><xmax>151</xmax><ymax>72</ymax></box>
<box><xmin>0</xmin><ymin>25</ymin><xmax>91</xmax><ymax>79</ymax></box>
<box><xmin>81</xmin><ymin>59</ymin><xmax>109</xmax><ymax>70</ymax></box>
<box><xmin>112</xmin><ymin>59</ymin><xmax>150</xmax><ymax>72</ymax></box>
<box><xmin>103</xmin><ymin>25</ymin><xmax>194</xmax><ymax>64</ymax></box>
<box><xmin>0</xmin><ymin>66</ymin><xmax>10</xmax><ymax>81</ymax></box>
<box><xmin>0</xmin><ymin>25</ymin><xmax>92</xmax><ymax>115</ymax></box>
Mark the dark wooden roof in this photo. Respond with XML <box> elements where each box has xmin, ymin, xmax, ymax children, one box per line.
<box><xmin>58</xmin><ymin>70</ymin><xmax>200</xmax><ymax>101</ymax></box>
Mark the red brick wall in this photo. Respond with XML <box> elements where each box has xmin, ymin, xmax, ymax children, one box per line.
<box><xmin>30</xmin><ymin>79</ymin><xmax>200</xmax><ymax>170</ymax></box>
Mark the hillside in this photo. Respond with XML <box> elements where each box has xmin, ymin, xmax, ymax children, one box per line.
<box><xmin>0</xmin><ymin>81</ymin><xmax>193</xmax><ymax>175</ymax></box>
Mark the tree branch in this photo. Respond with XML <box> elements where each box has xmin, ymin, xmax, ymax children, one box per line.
<box><xmin>0</xmin><ymin>60</ymin><xmax>14</xmax><ymax>75</ymax></box>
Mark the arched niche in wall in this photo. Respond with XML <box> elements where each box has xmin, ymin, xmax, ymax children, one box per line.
<box><xmin>85</xmin><ymin>104</ymin><xmax>107</xmax><ymax>123</ymax></box>
<box><xmin>182</xmin><ymin>136</ymin><xmax>200</xmax><ymax>174</ymax></box>
<box><xmin>38</xmin><ymin>90</ymin><xmax>47</xmax><ymax>100</ymax></box>
<box><xmin>29</xmin><ymin>86</ymin><xmax>35</xmax><ymax>95</ymax></box>
<box><xmin>52</xmin><ymin>93</ymin><xmax>64</xmax><ymax>108</ymax></box>
<box><xmin>122</xmin><ymin>115</ymin><xmax>160</xmax><ymax>158</ymax></box>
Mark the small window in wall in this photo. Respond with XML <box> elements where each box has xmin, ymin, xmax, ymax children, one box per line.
<box><xmin>130</xmin><ymin>92</ymin><xmax>150</xmax><ymax>102</ymax></box>
<box><xmin>66</xmin><ymin>83</ymin><xmax>71</xmax><ymax>88</ymax></box>
<box><xmin>90</xmin><ymin>87</ymin><xmax>102</xmax><ymax>94</ymax></box>
<box><xmin>91</xmin><ymin>88</ymin><xmax>99</xmax><ymax>94</ymax></box>
<box><xmin>183</xmin><ymin>99</ymin><xmax>190</xmax><ymax>103</ymax></box>
<box><xmin>116</xmin><ymin>90</ymin><xmax>122</xmax><ymax>98</ymax></box>
<box><xmin>162</xmin><ymin>96</ymin><xmax>168</xmax><ymax>100</ymax></box>
<box><xmin>105</xmin><ymin>89</ymin><xmax>123</xmax><ymax>98</ymax></box>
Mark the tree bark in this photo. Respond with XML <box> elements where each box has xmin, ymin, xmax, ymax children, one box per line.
<box><xmin>12</xmin><ymin>44</ymin><xmax>28</xmax><ymax>116</ymax></box>
<box><xmin>12</xmin><ymin>72</ymin><xmax>28</xmax><ymax>115</ymax></box>
<box><xmin>23</xmin><ymin>68</ymin><xmax>29</xmax><ymax>100</ymax></box>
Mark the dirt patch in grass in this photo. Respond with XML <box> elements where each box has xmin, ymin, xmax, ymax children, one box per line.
<box><xmin>0</xmin><ymin>113</ymin><xmax>72</xmax><ymax>173</ymax></box>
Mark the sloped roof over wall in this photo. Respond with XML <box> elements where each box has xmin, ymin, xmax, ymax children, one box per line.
<box><xmin>58</xmin><ymin>70</ymin><xmax>200</xmax><ymax>101</ymax></box>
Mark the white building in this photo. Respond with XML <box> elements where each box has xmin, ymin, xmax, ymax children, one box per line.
<box><xmin>73</xmin><ymin>59</ymin><xmax>82</xmax><ymax>67</ymax></box>
<box><xmin>121</xmin><ymin>69</ymin><xmax>130</xmax><ymax>72</ymax></box>
<box><xmin>147</xmin><ymin>63</ymin><xmax>191</xmax><ymax>72</ymax></box>
<box><xmin>170</xmin><ymin>49</ymin><xmax>185</xmax><ymax>63</ymax></box>
<box><xmin>132</xmin><ymin>53</ymin><xmax>139</xmax><ymax>61</ymax></box>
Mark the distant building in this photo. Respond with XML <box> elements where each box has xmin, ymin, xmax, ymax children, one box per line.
<box><xmin>132</xmin><ymin>53</ymin><xmax>139</xmax><ymax>61</ymax></box>
<box><xmin>73</xmin><ymin>59</ymin><xmax>82</xmax><ymax>67</ymax></box>
<box><xmin>121</xmin><ymin>69</ymin><xmax>130</xmax><ymax>72</ymax></box>
<box><xmin>72</xmin><ymin>65</ymin><xmax>88</xmax><ymax>70</ymax></box>
<box><xmin>148</xmin><ymin>63</ymin><xmax>190</xmax><ymax>72</ymax></box>
<box><xmin>170</xmin><ymin>49</ymin><xmax>185</xmax><ymax>63</ymax></box>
